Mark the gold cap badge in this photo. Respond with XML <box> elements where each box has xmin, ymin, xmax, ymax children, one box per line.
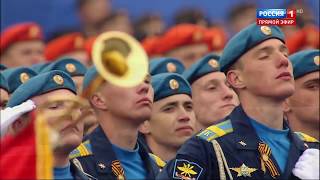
<box><xmin>167</xmin><ymin>62</ymin><xmax>177</xmax><ymax>73</ymax></box>
<box><xmin>74</xmin><ymin>36</ymin><xmax>84</xmax><ymax>49</ymax></box>
<box><xmin>212</xmin><ymin>36</ymin><xmax>222</xmax><ymax>49</ymax></box>
<box><xmin>65</xmin><ymin>63</ymin><xmax>76</xmax><ymax>73</ymax></box>
<box><xmin>53</xmin><ymin>75</ymin><xmax>64</xmax><ymax>85</ymax></box>
<box><xmin>260</xmin><ymin>26</ymin><xmax>272</xmax><ymax>36</ymax></box>
<box><xmin>314</xmin><ymin>55</ymin><xmax>319</xmax><ymax>66</ymax></box>
<box><xmin>169</xmin><ymin>79</ymin><xmax>179</xmax><ymax>90</ymax></box>
<box><xmin>208</xmin><ymin>59</ymin><xmax>219</xmax><ymax>69</ymax></box>
<box><xmin>193</xmin><ymin>31</ymin><xmax>203</xmax><ymax>42</ymax></box>
<box><xmin>20</xmin><ymin>72</ymin><xmax>30</xmax><ymax>83</ymax></box>
<box><xmin>29</xmin><ymin>26</ymin><xmax>39</xmax><ymax>38</ymax></box>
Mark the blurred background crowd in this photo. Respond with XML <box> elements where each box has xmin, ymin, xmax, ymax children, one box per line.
<box><xmin>1</xmin><ymin>0</ymin><xmax>319</xmax><ymax>69</ymax></box>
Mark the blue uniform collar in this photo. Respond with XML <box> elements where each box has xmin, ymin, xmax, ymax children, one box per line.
<box><xmin>229</xmin><ymin>106</ymin><xmax>304</xmax><ymax>150</ymax></box>
<box><xmin>229</xmin><ymin>105</ymin><xmax>306</xmax><ymax>179</ymax></box>
<box><xmin>87</xmin><ymin>125</ymin><xmax>158</xmax><ymax>179</ymax></box>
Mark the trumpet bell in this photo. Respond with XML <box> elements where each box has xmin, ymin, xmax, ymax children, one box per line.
<box><xmin>92</xmin><ymin>31</ymin><xmax>148</xmax><ymax>87</ymax></box>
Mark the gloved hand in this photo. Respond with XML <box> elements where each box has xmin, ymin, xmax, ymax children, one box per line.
<box><xmin>1</xmin><ymin>100</ymin><xmax>36</xmax><ymax>136</ymax></box>
<box><xmin>292</xmin><ymin>148</ymin><xmax>319</xmax><ymax>179</ymax></box>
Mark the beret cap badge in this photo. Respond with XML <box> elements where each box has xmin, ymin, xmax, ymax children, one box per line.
<box><xmin>20</xmin><ymin>72</ymin><xmax>30</xmax><ymax>83</ymax></box>
<box><xmin>66</xmin><ymin>63</ymin><xmax>77</xmax><ymax>73</ymax></box>
<box><xmin>208</xmin><ymin>59</ymin><xmax>219</xmax><ymax>69</ymax></box>
<box><xmin>53</xmin><ymin>75</ymin><xmax>64</xmax><ymax>85</ymax></box>
<box><xmin>314</xmin><ymin>55</ymin><xmax>319</xmax><ymax>66</ymax></box>
<box><xmin>74</xmin><ymin>36</ymin><xmax>84</xmax><ymax>49</ymax></box>
<box><xmin>166</xmin><ymin>62</ymin><xmax>177</xmax><ymax>73</ymax></box>
<box><xmin>169</xmin><ymin>79</ymin><xmax>179</xmax><ymax>90</ymax></box>
<box><xmin>29</xmin><ymin>26</ymin><xmax>39</xmax><ymax>38</ymax></box>
<box><xmin>260</xmin><ymin>26</ymin><xmax>272</xmax><ymax>36</ymax></box>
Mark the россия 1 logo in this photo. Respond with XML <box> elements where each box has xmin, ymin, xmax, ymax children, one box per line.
<box><xmin>256</xmin><ymin>9</ymin><xmax>296</xmax><ymax>25</ymax></box>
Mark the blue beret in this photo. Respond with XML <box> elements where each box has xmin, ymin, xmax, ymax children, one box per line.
<box><xmin>7</xmin><ymin>70</ymin><xmax>77</xmax><ymax>107</ymax></box>
<box><xmin>82</xmin><ymin>66</ymin><xmax>98</xmax><ymax>91</ymax></box>
<box><xmin>0</xmin><ymin>64</ymin><xmax>7</xmax><ymax>71</ymax></box>
<box><xmin>183</xmin><ymin>53</ymin><xmax>220</xmax><ymax>85</ymax></box>
<box><xmin>289</xmin><ymin>49</ymin><xmax>319</xmax><ymax>79</ymax></box>
<box><xmin>2</xmin><ymin>67</ymin><xmax>38</xmax><ymax>93</ymax></box>
<box><xmin>220</xmin><ymin>24</ymin><xmax>285</xmax><ymax>72</ymax></box>
<box><xmin>30</xmin><ymin>62</ymin><xmax>50</xmax><ymax>73</ymax></box>
<box><xmin>152</xmin><ymin>73</ymin><xmax>192</xmax><ymax>102</ymax></box>
<box><xmin>149</xmin><ymin>57</ymin><xmax>185</xmax><ymax>75</ymax></box>
<box><xmin>40</xmin><ymin>58</ymin><xmax>87</xmax><ymax>76</ymax></box>
<box><xmin>0</xmin><ymin>73</ymin><xmax>9</xmax><ymax>92</ymax></box>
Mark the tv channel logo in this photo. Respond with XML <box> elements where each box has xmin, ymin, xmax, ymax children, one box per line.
<box><xmin>256</xmin><ymin>9</ymin><xmax>296</xmax><ymax>25</ymax></box>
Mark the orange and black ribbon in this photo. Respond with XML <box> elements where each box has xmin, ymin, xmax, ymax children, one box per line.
<box><xmin>111</xmin><ymin>160</ymin><xmax>125</xmax><ymax>180</ymax></box>
<box><xmin>258</xmin><ymin>142</ymin><xmax>280</xmax><ymax>179</ymax></box>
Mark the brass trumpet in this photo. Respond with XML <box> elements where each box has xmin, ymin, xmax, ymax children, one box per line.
<box><xmin>92</xmin><ymin>31</ymin><xmax>149</xmax><ymax>88</ymax></box>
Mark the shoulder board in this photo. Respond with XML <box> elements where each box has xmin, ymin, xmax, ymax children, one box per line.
<box><xmin>295</xmin><ymin>132</ymin><xmax>319</xmax><ymax>143</ymax></box>
<box><xmin>197</xmin><ymin>119</ymin><xmax>233</xmax><ymax>142</ymax></box>
<box><xmin>69</xmin><ymin>140</ymin><xmax>93</xmax><ymax>159</ymax></box>
<box><xmin>149</xmin><ymin>153</ymin><xmax>166</xmax><ymax>168</ymax></box>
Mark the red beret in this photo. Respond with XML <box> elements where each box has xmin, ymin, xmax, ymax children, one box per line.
<box><xmin>286</xmin><ymin>25</ymin><xmax>319</xmax><ymax>54</ymax></box>
<box><xmin>204</xmin><ymin>27</ymin><xmax>227</xmax><ymax>51</ymax></box>
<box><xmin>155</xmin><ymin>24</ymin><xmax>207</xmax><ymax>54</ymax></box>
<box><xmin>0</xmin><ymin>22</ymin><xmax>43</xmax><ymax>52</ymax></box>
<box><xmin>45</xmin><ymin>32</ymin><xmax>86</xmax><ymax>61</ymax></box>
<box><xmin>141</xmin><ymin>36</ymin><xmax>161</xmax><ymax>57</ymax></box>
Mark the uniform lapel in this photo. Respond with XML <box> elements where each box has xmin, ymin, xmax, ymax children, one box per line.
<box><xmin>280</xmin><ymin>128</ymin><xmax>306</xmax><ymax>179</ymax></box>
<box><xmin>89</xmin><ymin>126</ymin><xmax>122</xmax><ymax>179</ymax></box>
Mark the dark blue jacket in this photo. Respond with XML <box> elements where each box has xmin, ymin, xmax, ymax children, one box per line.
<box><xmin>69</xmin><ymin>125</ymin><xmax>160</xmax><ymax>179</ymax></box>
<box><xmin>158</xmin><ymin>106</ymin><xmax>318</xmax><ymax>180</ymax></box>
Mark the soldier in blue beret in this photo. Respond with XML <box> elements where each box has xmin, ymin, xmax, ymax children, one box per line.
<box><xmin>7</xmin><ymin>70</ymin><xmax>88</xmax><ymax>179</ymax></box>
<box><xmin>69</xmin><ymin>68</ymin><xmax>160</xmax><ymax>179</ymax></box>
<box><xmin>0</xmin><ymin>73</ymin><xmax>9</xmax><ymax>109</ymax></box>
<box><xmin>284</xmin><ymin>49</ymin><xmax>319</xmax><ymax>147</ymax></box>
<box><xmin>149</xmin><ymin>57</ymin><xmax>185</xmax><ymax>75</ymax></box>
<box><xmin>158</xmin><ymin>24</ymin><xmax>319</xmax><ymax>180</ymax></box>
<box><xmin>2</xmin><ymin>67</ymin><xmax>37</xmax><ymax>94</ymax></box>
<box><xmin>40</xmin><ymin>58</ymin><xmax>87</xmax><ymax>93</ymax></box>
<box><xmin>139</xmin><ymin>73</ymin><xmax>196</xmax><ymax>165</ymax></box>
<box><xmin>183</xmin><ymin>53</ymin><xmax>239</xmax><ymax>131</ymax></box>
<box><xmin>0</xmin><ymin>64</ymin><xmax>7</xmax><ymax>71</ymax></box>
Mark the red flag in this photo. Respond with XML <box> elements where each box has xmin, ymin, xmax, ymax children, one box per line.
<box><xmin>0</xmin><ymin>111</ymin><xmax>53</xmax><ymax>179</ymax></box>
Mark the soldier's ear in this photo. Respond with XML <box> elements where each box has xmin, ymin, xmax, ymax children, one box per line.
<box><xmin>90</xmin><ymin>92</ymin><xmax>108</xmax><ymax>110</ymax></box>
<box><xmin>283</xmin><ymin>99</ymin><xmax>291</xmax><ymax>113</ymax></box>
<box><xmin>138</xmin><ymin>121</ymin><xmax>151</xmax><ymax>134</ymax></box>
<box><xmin>226</xmin><ymin>69</ymin><xmax>245</xmax><ymax>89</ymax></box>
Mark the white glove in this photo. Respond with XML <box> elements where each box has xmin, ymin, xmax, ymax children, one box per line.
<box><xmin>292</xmin><ymin>148</ymin><xmax>319</xmax><ymax>179</ymax></box>
<box><xmin>0</xmin><ymin>100</ymin><xmax>36</xmax><ymax>136</ymax></box>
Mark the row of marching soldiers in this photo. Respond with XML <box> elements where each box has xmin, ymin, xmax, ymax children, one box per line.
<box><xmin>0</xmin><ymin>21</ymin><xmax>319</xmax><ymax>180</ymax></box>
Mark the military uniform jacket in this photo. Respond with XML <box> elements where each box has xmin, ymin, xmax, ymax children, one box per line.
<box><xmin>158</xmin><ymin>106</ymin><xmax>318</xmax><ymax>180</ymax></box>
<box><xmin>70</xmin><ymin>159</ymin><xmax>90</xmax><ymax>180</ymax></box>
<box><xmin>70</xmin><ymin>125</ymin><xmax>160</xmax><ymax>180</ymax></box>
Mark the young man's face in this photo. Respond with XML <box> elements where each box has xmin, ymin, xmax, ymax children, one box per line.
<box><xmin>147</xmin><ymin>94</ymin><xmax>196</xmax><ymax>148</ymax></box>
<box><xmin>236</xmin><ymin>39</ymin><xmax>295</xmax><ymax>99</ymax></box>
<box><xmin>98</xmin><ymin>78</ymin><xmax>154</xmax><ymax>125</ymax></box>
<box><xmin>1</xmin><ymin>40</ymin><xmax>45</xmax><ymax>67</ymax></box>
<box><xmin>286</xmin><ymin>71</ymin><xmax>319</xmax><ymax>125</ymax></box>
<box><xmin>32</xmin><ymin>89</ymin><xmax>83</xmax><ymax>152</ymax></box>
<box><xmin>166</xmin><ymin>43</ymin><xmax>209</xmax><ymax>68</ymax></box>
<box><xmin>79</xmin><ymin>0</ymin><xmax>111</xmax><ymax>25</ymax></box>
<box><xmin>192</xmin><ymin>72</ymin><xmax>239</xmax><ymax>128</ymax></box>
<box><xmin>0</xmin><ymin>88</ymin><xmax>9</xmax><ymax>109</ymax></box>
